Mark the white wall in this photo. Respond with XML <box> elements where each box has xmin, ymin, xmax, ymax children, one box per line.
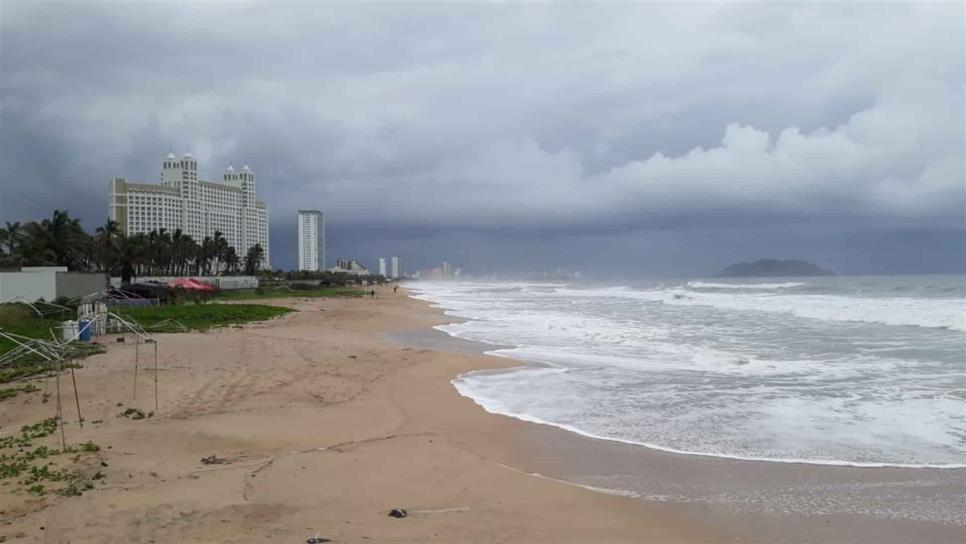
<box><xmin>55</xmin><ymin>273</ymin><xmax>107</xmax><ymax>299</ymax></box>
<box><xmin>0</xmin><ymin>271</ymin><xmax>58</xmax><ymax>303</ymax></box>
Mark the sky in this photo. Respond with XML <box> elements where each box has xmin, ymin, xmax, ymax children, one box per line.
<box><xmin>1</xmin><ymin>1</ymin><xmax>963</xmax><ymax>276</ymax></box>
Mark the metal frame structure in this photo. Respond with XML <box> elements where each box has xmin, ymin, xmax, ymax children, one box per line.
<box><xmin>0</xmin><ymin>297</ymin><xmax>166</xmax><ymax>448</ymax></box>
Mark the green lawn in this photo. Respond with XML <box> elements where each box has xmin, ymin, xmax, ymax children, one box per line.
<box><xmin>114</xmin><ymin>303</ymin><xmax>292</xmax><ymax>332</ymax></box>
<box><xmin>213</xmin><ymin>287</ymin><xmax>363</xmax><ymax>301</ymax></box>
<box><xmin>0</xmin><ymin>303</ymin><xmax>73</xmax><ymax>360</ymax></box>
<box><xmin>0</xmin><ymin>303</ymin><xmax>71</xmax><ymax>343</ymax></box>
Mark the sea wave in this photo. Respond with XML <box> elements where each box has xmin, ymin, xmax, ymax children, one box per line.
<box><xmin>453</xmin><ymin>370</ymin><xmax>966</xmax><ymax>469</ymax></box>
<box><xmin>410</xmin><ymin>280</ymin><xmax>966</xmax><ymax>468</ymax></box>
<box><xmin>552</xmin><ymin>285</ymin><xmax>966</xmax><ymax>332</ymax></box>
<box><xmin>657</xmin><ymin>290</ymin><xmax>966</xmax><ymax>332</ymax></box>
<box><xmin>686</xmin><ymin>281</ymin><xmax>807</xmax><ymax>290</ymax></box>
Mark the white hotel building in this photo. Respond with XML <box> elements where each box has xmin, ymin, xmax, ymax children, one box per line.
<box><xmin>297</xmin><ymin>209</ymin><xmax>325</xmax><ymax>271</ymax></box>
<box><xmin>108</xmin><ymin>152</ymin><xmax>270</xmax><ymax>267</ymax></box>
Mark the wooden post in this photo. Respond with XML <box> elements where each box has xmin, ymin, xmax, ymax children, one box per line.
<box><xmin>70</xmin><ymin>362</ymin><xmax>83</xmax><ymax>428</ymax></box>
<box><xmin>153</xmin><ymin>341</ymin><xmax>159</xmax><ymax>412</ymax></box>
<box><xmin>56</xmin><ymin>360</ymin><xmax>66</xmax><ymax>450</ymax></box>
<box><xmin>133</xmin><ymin>339</ymin><xmax>139</xmax><ymax>400</ymax></box>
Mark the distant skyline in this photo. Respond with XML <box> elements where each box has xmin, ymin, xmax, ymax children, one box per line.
<box><xmin>1</xmin><ymin>2</ymin><xmax>963</xmax><ymax>275</ymax></box>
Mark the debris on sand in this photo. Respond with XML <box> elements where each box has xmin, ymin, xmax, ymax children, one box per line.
<box><xmin>200</xmin><ymin>455</ymin><xmax>229</xmax><ymax>465</ymax></box>
<box><xmin>306</xmin><ymin>536</ymin><xmax>331</xmax><ymax>543</ymax></box>
<box><xmin>388</xmin><ymin>508</ymin><xmax>408</xmax><ymax>518</ymax></box>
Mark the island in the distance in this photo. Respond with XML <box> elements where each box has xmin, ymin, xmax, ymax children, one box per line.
<box><xmin>715</xmin><ymin>259</ymin><xmax>835</xmax><ymax>278</ymax></box>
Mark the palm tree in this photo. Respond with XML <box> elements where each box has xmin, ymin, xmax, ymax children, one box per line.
<box><xmin>224</xmin><ymin>246</ymin><xmax>239</xmax><ymax>275</ymax></box>
<box><xmin>199</xmin><ymin>236</ymin><xmax>216</xmax><ymax>276</ymax></box>
<box><xmin>26</xmin><ymin>210</ymin><xmax>87</xmax><ymax>269</ymax></box>
<box><xmin>181</xmin><ymin>233</ymin><xmax>199</xmax><ymax>276</ymax></box>
<box><xmin>243</xmin><ymin>244</ymin><xmax>264</xmax><ymax>276</ymax></box>
<box><xmin>0</xmin><ymin>221</ymin><xmax>24</xmax><ymax>256</ymax></box>
<box><xmin>157</xmin><ymin>228</ymin><xmax>172</xmax><ymax>275</ymax></box>
<box><xmin>115</xmin><ymin>233</ymin><xmax>146</xmax><ymax>286</ymax></box>
<box><xmin>170</xmin><ymin>229</ymin><xmax>189</xmax><ymax>275</ymax></box>
<box><xmin>212</xmin><ymin>231</ymin><xmax>228</xmax><ymax>274</ymax></box>
<box><xmin>0</xmin><ymin>221</ymin><xmax>23</xmax><ymax>265</ymax></box>
<box><xmin>95</xmin><ymin>219</ymin><xmax>121</xmax><ymax>285</ymax></box>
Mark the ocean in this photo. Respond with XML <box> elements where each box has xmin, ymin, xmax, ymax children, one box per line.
<box><xmin>408</xmin><ymin>275</ymin><xmax>966</xmax><ymax>469</ymax></box>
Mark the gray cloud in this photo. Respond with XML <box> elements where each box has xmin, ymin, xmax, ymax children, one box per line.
<box><xmin>1</xmin><ymin>1</ymin><xmax>962</xmax><ymax>273</ymax></box>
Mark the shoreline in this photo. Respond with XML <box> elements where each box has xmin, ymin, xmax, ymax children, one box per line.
<box><xmin>424</xmin><ymin>302</ymin><xmax>965</xmax><ymax>469</ymax></box>
<box><xmin>401</xmin><ymin>291</ymin><xmax>966</xmax><ymax>541</ymax></box>
<box><xmin>452</xmin><ymin>354</ymin><xmax>966</xmax><ymax>469</ymax></box>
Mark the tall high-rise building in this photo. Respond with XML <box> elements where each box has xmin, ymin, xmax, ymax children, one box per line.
<box><xmin>378</xmin><ymin>258</ymin><xmax>387</xmax><ymax>277</ymax></box>
<box><xmin>297</xmin><ymin>209</ymin><xmax>325</xmax><ymax>271</ymax></box>
<box><xmin>108</xmin><ymin>152</ymin><xmax>270</xmax><ymax>268</ymax></box>
<box><xmin>391</xmin><ymin>256</ymin><xmax>401</xmax><ymax>279</ymax></box>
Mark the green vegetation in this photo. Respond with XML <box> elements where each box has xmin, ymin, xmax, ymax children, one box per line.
<box><xmin>214</xmin><ymin>286</ymin><xmax>363</xmax><ymax>301</ymax></box>
<box><xmin>114</xmin><ymin>303</ymin><xmax>291</xmax><ymax>332</ymax></box>
<box><xmin>0</xmin><ymin>362</ymin><xmax>82</xmax><ymax>388</ymax></box>
<box><xmin>0</xmin><ymin>303</ymin><xmax>96</xmax><ymax>384</ymax></box>
<box><xmin>0</xmin><ymin>210</ymin><xmax>265</xmax><ymax>281</ymax></box>
<box><xmin>0</xmin><ymin>383</ymin><xmax>40</xmax><ymax>401</ymax></box>
<box><xmin>0</xmin><ymin>303</ymin><xmax>70</xmax><ymax>354</ymax></box>
<box><xmin>118</xmin><ymin>407</ymin><xmax>148</xmax><ymax>420</ymax></box>
<box><xmin>257</xmin><ymin>269</ymin><xmax>388</xmax><ymax>284</ymax></box>
<box><xmin>1</xmin><ymin>301</ymin><xmax>288</xmax><ymax>384</ymax></box>
<box><xmin>0</xmin><ymin>418</ymin><xmax>103</xmax><ymax>496</ymax></box>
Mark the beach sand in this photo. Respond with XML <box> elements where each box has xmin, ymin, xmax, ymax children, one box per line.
<box><xmin>1</xmin><ymin>291</ymin><xmax>961</xmax><ymax>543</ymax></box>
<box><xmin>0</xmin><ymin>292</ymin><xmax>720</xmax><ymax>543</ymax></box>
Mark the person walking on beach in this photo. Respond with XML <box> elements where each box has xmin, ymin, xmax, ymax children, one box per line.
<box><xmin>370</xmin><ymin>289</ymin><xmax>376</xmax><ymax>299</ymax></box>
<box><xmin>393</xmin><ymin>285</ymin><xmax>398</xmax><ymax>294</ymax></box>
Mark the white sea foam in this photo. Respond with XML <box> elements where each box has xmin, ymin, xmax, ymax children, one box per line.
<box><xmin>553</xmin><ymin>284</ymin><xmax>966</xmax><ymax>331</ymax></box>
<box><xmin>663</xmin><ymin>290</ymin><xmax>966</xmax><ymax>332</ymax></box>
<box><xmin>453</xmin><ymin>370</ymin><xmax>966</xmax><ymax>469</ymax></box>
<box><xmin>686</xmin><ymin>281</ymin><xmax>807</xmax><ymax>290</ymax></box>
<box><xmin>410</xmin><ymin>279</ymin><xmax>966</xmax><ymax>468</ymax></box>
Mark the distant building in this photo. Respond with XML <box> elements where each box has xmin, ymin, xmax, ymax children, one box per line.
<box><xmin>378</xmin><ymin>258</ymin><xmax>387</xmax><ymax>277</ymax></box>
<box><xmin>416</xmin><ymin>261</ymin><xmax>459</xmax><ymax>281</ymax></box>
<box><xmin>108</xmin><ymin>152</ymin><xmax>270</xmax><ymax>268</ymax></box>
<box><xmin>330</xmin><ymin>258</ymin><xmax>369</xmax><ymax>276</ymax></box>
<box><xmin>391</xmin><ymin>256</ymin><xmax>401</xmax><ymax>279</ymax></box>
<box><xmin>297</xmin><ymin>209</ymin><xmax>325</xmax><ymax>272</ymax></box>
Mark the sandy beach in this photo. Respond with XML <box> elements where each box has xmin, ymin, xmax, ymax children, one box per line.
<box><xmin>1</xmin><ymin>290</ymin><xmax>962</xmax><ymax>543</ymax></box>
<box><xmin>0</xmin><ymin>291</ymin><xmax>721</xmax><ymax>543</ymax></box>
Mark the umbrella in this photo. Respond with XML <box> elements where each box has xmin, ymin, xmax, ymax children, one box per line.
<box><xmin>168</xmin><ymin>278</ymin><xmax>215</xmax><ymax>292</ymax></box>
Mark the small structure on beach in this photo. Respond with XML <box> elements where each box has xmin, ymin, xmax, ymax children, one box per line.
<box><xmin>0</xmin><ymin>266</ymin><xmax>104</xmax><ymax>303</ymax></box>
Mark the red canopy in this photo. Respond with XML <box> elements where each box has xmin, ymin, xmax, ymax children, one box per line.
<box><xmin>168</xmin><ymin>278</ymin><xmax>215</xmax><ymax>292</ymax></box>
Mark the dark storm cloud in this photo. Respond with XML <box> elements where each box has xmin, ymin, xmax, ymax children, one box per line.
<box><xmin>1</xmin><ymin>1</ymin><xmax>963</xmax><ymax>273</ymax></box>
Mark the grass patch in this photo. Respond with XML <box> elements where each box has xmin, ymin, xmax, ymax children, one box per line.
<box><xmin>0</xmin><ymin>362</ymin><xmax>83</xmax><ymax>388</ymax></box>
<box><xmin>214</xmin><ymin>287</ymin><xmax>363</xmax><ymax>301</ymax></box>
<box><xmin>0</xmin><ymin>304</ymin><xmax>68</xmax><ymax>355</ymax></box>
<box><xmin>0</xmin><ymin>417</ymin><xmax>103</xmax><ymax>496</ymax></box>
<box><xmin>0</xmin><ymin>383</ymin><xmax>40</xmax><ymax>401</ymax></box>
<box><xmin>114</xmin><ymin>303</ymin><xmax>292</xmax><ymax>332</ymax></box>
<box><xmin>118</xmin><ymin>407</ymin><xmax>150</xmax><ymax>420</ymax></box>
